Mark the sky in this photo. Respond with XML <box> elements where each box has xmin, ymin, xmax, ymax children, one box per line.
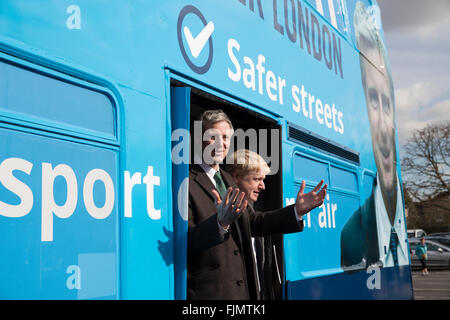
<box><xmin>377</xmin><ymin>0</ymin><xmax>450</xmax><ymax>151</ymax></box>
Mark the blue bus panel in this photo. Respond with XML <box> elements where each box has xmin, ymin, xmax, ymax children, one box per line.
<box><xmin>0</xmin><ymin>0</ymin><xmax>412</xmax><ymax>299</ymax></box>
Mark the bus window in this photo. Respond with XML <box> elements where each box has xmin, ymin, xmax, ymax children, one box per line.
<box><xmin>330</xmin><ymin>165</ymin><xmax>358</xmax><ymax>193</ymax></box>
<box><xmin>293</xmin><ymin>153</ymin><xmax>330</xmax><ymax>186</ymax></box>
<box><xmin>0</xmin><ymin>59</ymin><xmax>116</xmax><ymax>140</ymax></box>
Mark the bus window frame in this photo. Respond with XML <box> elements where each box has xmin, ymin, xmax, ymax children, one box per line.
<box><xmin>292</xmin><ymin>145</ymin><xmax>360</xmax><ymax>198</ymax></box>
<box><xmin>0</xmin><ymin>47</ymin><xmax>123</xmax><ymax>299</ymax></box>
<box><xmin>0</xmin><ymin>49</ymin><xmax>121</xmax><ymax>148</ymax></box>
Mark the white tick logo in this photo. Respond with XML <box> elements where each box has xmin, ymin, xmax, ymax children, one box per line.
<box><xmin>183</xmin><ymin>21</ymin><xmax>215</xmax><ymax>58</ymax></box>
<box><xmin>177</xmin><ymin>5</ymin><xmax>214</xmax><ymax>74</ymax></box>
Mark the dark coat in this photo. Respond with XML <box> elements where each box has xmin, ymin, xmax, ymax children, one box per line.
<box><xmin>187</xmin><ymin>164</ymin><xmax>303</xmax><ymax>300</ymax></box>
<box><xmin>247</xmin><ymin>204</ymin><xmax>283</xmax><ymax>300</ymax></box>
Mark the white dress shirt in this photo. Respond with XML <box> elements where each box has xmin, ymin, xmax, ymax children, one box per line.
<box><xmin>199</xmin><ymin>162</ymin><xmax>219</xmax><ymax>188</ymax></box>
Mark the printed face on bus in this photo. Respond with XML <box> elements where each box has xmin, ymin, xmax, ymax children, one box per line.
<box><xmin>233</xmin><ymin>170</ymin><xmax>266</xmax><ymax>202</ymax></box>
<box><xmin>202</xmin><ymin>121</ymin><xmax>233</xmax><ymax>166</ymax></box>
<box><xmin>362</xmin><ymin>50</ymin><xmax>396</xmax><ymax>194</ymax></box>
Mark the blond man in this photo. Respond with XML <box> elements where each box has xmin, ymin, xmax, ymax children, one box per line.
<box><xmin>224</xmin><ymin>149</ymin><xmax>327</xmax><ymax>299</ymax></box>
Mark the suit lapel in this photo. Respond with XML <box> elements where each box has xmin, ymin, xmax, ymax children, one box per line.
<box><xmin>191</xmin><ymin>164</ymin><xmax>217</xmax><ymax>201</ymax></box>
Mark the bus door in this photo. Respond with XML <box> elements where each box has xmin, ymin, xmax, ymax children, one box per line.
<box><xmin>170</xmin><ymin>86</ymin><xmax>191</xmax><ymax>300</ymax></box>
<box><xmin>170</xmin><ymin>80</ymin><xmax>284</xmax><ymax>299</ymax></box>
<box><xmin>0</xmin><ymin>55</ymin><xmax>119</xmax><ymax>299</ymax></box>
<box><xmin>282</xmin><ymin>122</ymin><xmax>361</xmax><ymax>299</ymax></box>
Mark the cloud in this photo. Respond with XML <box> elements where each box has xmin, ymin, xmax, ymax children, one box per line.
<box><xmin>376</xmin><ymin>1</ymin><xmax>450</xmax><ymax>155</ymax></box>
<box><xmin>395</xmin><ymin>82</ymin><xmax>445</xmax><ymax>111</ymax></box>
<box><xmin>395</xmin><ymin>81</ymin><xmax>450</xmax><ymax>144</ymax></box>
<box><xmin>422</xmin><ymin>99</ymin><xmax>450</xmax><ymax>120</ymax></box>
<box><xmin>379</xmin><ymin>4</ymin><xmax>450</xmax><ymax>88</ymax></box>
<box><xmin>377</xmin><ymin>0</ymin><xmax>450</xmax><ymax>36</ymax></box>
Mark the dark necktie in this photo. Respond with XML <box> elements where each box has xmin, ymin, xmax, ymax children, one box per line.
<box><xmin>213</xmin><ymin>171</ymin><xmax>227</xmax><ymax>200</ymax></box>
<box><xmin>389</xmin><ymin>228</ymin><xmax>399</xmax><ymax>266</ymax></box>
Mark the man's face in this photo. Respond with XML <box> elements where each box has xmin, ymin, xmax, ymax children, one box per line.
<box><xmin>234</xmin><ymin>170</ymin><xmax>266</xmax><ymax>202</ymax></box>
<box><xmin>202</xmin><ymin>121</ymin><xmax>233</xmax><ymax>165</ymax></box>
<box><xmin>363</xmin><ymin>51</ymin><xmax>396</xmax><ymax>193</ymax></box>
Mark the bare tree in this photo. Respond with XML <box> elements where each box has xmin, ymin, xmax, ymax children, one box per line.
<box><xmin>401</xmin><ymin>121</ymin><xmax>450</xmax><ymax>206</ymax></box>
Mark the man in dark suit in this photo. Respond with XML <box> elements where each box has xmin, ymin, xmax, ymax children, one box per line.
<box><xmin>187</xmin><ymin>110</ymin><xmax>327</xmax><ymax>300</ymax></box>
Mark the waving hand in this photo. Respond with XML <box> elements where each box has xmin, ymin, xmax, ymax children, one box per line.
<box><xmin>295</xmin><ymin>180</ymin><xmax>328</xmax><ymax>217</ymax></box>
<box><xmin>212</xmin><ymin>187</ymin><xmax>248</xmax><ymax>228</ymax></box>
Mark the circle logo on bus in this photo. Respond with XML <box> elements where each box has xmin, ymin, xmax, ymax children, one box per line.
<box><xmin>177</xmin><ymin>5</ymin><xmax>214</xmax><ymax>75</ymax></box>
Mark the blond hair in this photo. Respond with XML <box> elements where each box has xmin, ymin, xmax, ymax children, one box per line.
<box><xmin>225</xmin><ymin>149</ymin><xmax>270</xmax><ymax>177</ymax></box>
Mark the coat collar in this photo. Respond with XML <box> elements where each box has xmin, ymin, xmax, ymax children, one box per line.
<box><xmin>191</xmin><ymin>164</ymin><xmax>216</xmax><ymax>201</ymax></box>
<box><xmin>190</xmin><ymin>164</ymin><xmax>236</xmax><ymax>199</ymax></box>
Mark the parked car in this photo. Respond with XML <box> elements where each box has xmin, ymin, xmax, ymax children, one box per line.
<box><xmin>428</xmin><ymin>232</ymin><xmax>450</xmax><ymax>237</ymax></box>
<box><xmin>409</xmin><ymin>239</ymin><xmax>450</xmax><ymax>269</ymax></box>
<box><xmin>407</xmin><ymin>229</ymin><xmax>427</xmax><ymax>238</ymax></box>
<box><xmin>426</xmin><ymin>234</ymin><xmax>450</xmax><ymax>247</ymax></box>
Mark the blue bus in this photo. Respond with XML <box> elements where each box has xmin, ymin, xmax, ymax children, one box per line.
<box><xmin>0</xmin><ymin>0</ymin><xmax>413</xmax><ymax>299</ymax></box>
